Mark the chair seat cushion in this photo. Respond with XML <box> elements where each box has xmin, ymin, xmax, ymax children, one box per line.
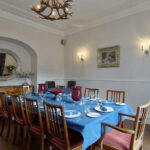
<box><xmin>3</xmin><ymin>111</ymin><xmax>9</xmax><ymax>118</ymax></box>
<box><xmin>103</xmin><ymin>129</ymin><xmax>132</xmax><ymax>150</ymax></box>
<box><xmin>30</xmin><ymin>121</ymin><xmax>47</xmax><ymax>136</ymax></box>
<box><xmin>16</xmin><ymin>118</ymin><xmax>24</xmax><ymax>125</ymax></box>
<box><xmin>51</xmin><ymin>129</ymin><xmax>83</xmax><ymax>149</ymax></box>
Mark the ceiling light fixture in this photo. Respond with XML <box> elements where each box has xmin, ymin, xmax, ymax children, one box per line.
<box><xmin>31</xmin><ymin>0</ymin><xmax>73</xmax><ymax>21</ymax></box>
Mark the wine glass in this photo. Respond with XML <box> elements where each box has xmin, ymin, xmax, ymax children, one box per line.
<box><xmin>90</xmin><ymin>91</ymin><xmax>95</xmax><ymax>99</ymax></box>
<box><xmin>39</xmin><ymin>91</ymin><xmax>44</xmax><ymax>103</ymax></box>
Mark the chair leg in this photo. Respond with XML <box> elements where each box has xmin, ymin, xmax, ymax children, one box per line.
<box><xmin>90</xmin><ymin>144</ymin><xmax>95</xmax><ymax>150</ymax></box>
<box><xmin>0</xmin><ymin>118</ymin><xmax>4</xmax><ymax>136</ymax></box>
<box><xmin>40</xmin><ymin>134</ymin><xmax>44</xmax><ymax>150</ymax></box>
<box><xmin>139</xmin><ymin>145</ymin><xmax>143</xmax><ymax>150</ymax></box>
<box><xmin>26</xmin><ymin>133</ymin><xmax>31</xmax><ymax>150</ymax></box>
<box><xmin>6</xmin><ymin>118</ymin><xmax>10</xmax><ymax>139</ymax></box>
<box><xmin>12</xmin><ymin>122</ymin><xmax>18</xmax><ymax>144</ymax></box>
<box><xmin>22</xmin><ymin>126</ymin><xmax>28</xmax><ymax>150</ymax></box>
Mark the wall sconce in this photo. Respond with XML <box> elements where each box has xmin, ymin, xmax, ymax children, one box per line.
<box><xmin>141</xmin><ymin>42</ymin><xmax>150</xmax><ymax>56</ymax></box>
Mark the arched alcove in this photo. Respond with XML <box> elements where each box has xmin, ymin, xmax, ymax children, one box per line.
<box><xmin>0</xmin><ymin>36</ymin><xmax>37</xmax><ymax>86</ymax></box>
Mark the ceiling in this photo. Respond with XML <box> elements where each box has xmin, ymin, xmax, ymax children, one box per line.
<box><xmin>0</xmin><ymin>0</ymin><xmax>150</xmax><ymax>36</ymax></box>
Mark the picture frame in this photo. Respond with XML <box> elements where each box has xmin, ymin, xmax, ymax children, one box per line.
<box><xmin>97</xmin><ymin>45</ymin><xmax>120</xmax><ymax>68</ymax></box>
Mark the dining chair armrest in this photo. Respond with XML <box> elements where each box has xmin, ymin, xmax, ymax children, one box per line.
<box><xmin>102</xmin><ymin>122</ymin><xmax>135</xmax><ymax>135</ymax></box>
<box><xmin>119</xmin><ymin>113</ymin><xmax>136</xmax><ymax>119</ymax></box>
<box><xmin>118</xmin><ymin>113</ymin><xmax>136</xmax><ymax>128</ymax></box>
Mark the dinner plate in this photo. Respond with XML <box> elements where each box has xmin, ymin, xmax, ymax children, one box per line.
<box><xmin>115</xmin><ymin>102</ymin><xmax>126</xmax><ymax>106</ymax></box>
<box><xmin>86</xmin><ymin>112</ymin><xmax>100</xmax><ymax>118</ymax></box>
<box><xmin>90</xmin><ymin>98</ymin><xmax>96</xmax><ymax>101</ymax></box>
<box><xmin>94</xmin><ymin>106</ymin><xmax>114</xmax><ymax>112</ymax></box>
<box><xmin>60</xmin><ymin>110</ymin><xmax>81</xmax><ymax>118</ymax></box>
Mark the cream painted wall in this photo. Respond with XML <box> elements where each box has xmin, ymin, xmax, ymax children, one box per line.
<box><xmin>64</xmin><ymin>9</ymin><xmax>150</xmax><ymax>122</ymax></box>
<box><xmin>0</xmin><ymin>17</ymin><xmax>64</xmax><ymax>86</ymax></box>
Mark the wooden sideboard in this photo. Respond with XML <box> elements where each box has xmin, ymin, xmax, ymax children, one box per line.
<box><xmin>0</xmin><ymin>85</ymin><xmax>34</xmax><ymax>96</ymax></box>
<box><xmin>0</xmin><ymin>85</ymin><xmax>34</xmax><ymax>113</ymax></box>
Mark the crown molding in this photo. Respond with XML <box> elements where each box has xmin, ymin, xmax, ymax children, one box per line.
<box><xmin>0</xmin><ymin>9</ymin><xmax>64</xmax><ymax>36</ymax></box>
<box><xmin>65</xmin><ymin>1</ymin><xmax>150</xmax><ymax>36</ymax></box>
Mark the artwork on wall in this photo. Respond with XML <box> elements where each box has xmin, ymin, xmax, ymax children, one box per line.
<box><xmin>97</xmin><ymin>45</ymin><xmax>120</xmax><ymax>68</ymax></box>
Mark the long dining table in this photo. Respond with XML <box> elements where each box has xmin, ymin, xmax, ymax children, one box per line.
<box><xmin>21</xmin><ymin>93</ymin><xmax>133</xmax><ymax>150</ymax></box>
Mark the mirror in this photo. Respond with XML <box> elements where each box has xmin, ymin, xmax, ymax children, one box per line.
<box><xmin>0</xmin><ymin>49</ymin><xmax>20</xmax><ymax>81</ymax></box>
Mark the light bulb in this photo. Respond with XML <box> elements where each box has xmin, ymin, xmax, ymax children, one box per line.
<box><xmin>37</xmin><ymin>4</ymin><xmax>41</xmax><ymax>9</ymax></box>
<box><xmin>52</xmin><ymin>11</ymin><xmax>55</xmax><ymax>17</ymax></box>
<box><xmin>65</xmin><ymin>8</ymin><xmax>69</xmax><ymax>12</ymax></box>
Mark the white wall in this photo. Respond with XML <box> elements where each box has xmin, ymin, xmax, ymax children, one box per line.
<box><xmin>0</xmin><ymin>17</ymin><xmax>64</xmax><ymax>86</ymax></box>
<box><xmin>64</xmin><ymin>9</ymin><xmax>150</xmax><ymax>122</ymax></box>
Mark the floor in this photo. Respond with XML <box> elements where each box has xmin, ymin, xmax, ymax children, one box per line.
<box><xmin>0</xmin><ymin>120</ymin><xmax>150</xmax><ymax>150</ymax></box>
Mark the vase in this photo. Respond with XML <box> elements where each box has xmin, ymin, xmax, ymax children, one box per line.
<box><xmin>72</xmin><ymin>86</ymin><xmax>82</xmax><ymax>101</ymax></box>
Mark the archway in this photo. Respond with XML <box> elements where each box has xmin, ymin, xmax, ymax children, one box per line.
<box><xmin>0</xmin><ymin>36</ymin><xmax>37</xmax><ymax>86</ymax></box>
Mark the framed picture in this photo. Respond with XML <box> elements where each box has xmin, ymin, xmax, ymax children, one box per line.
<box><xmin>97</xmin><ymin>45</ymin><xmax>120</xmax><ymax>68</ymax></box>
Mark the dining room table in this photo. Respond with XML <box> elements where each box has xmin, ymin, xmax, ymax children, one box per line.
<box><xmin>21</xmin><ymin>92</ymin><xmax>133</xmax><ymax>150</ymax></box>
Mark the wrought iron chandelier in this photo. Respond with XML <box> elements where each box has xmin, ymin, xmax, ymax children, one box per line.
<box><xmin>31</xmin><ymin>0</ymin><xmax>73</xmax><ymax>21</ymax></box>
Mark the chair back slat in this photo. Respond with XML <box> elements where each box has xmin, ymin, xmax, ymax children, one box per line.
<box><xmin>106</xmin><ymin>90</ymin><xmax>125</xmax><ymax>103</ymax></box>
<box><xmin>44</xmin><ymin>101</ymin><xmax>70</xmax><ymax>148</ymax></box>
<box><xmin>0</xmin><ymin>92</ymin><xmax>9</xmax><ymax>112</ymax></box>
<box><xmin>84</xmin><ymin>88</ymin><xmax>99</xmax><ymax>97</ymax></box>
<box><xmin>132</xmin><ymin>101</ymin><xmax>150</xmax><ymax>144</ymax></box>
<box><xmin>25</xmin><ymin>98</ymin><xmax>43</xmax><ymax>132</ymax></box>
<box><xmin>134</xmin><ymin>102</ymin><xmax>150</xmax><ymax>140</ymax></box>
<box><xmin>11</xmin><ymin>95</ymin><xmax>27</xmax><ymax>124</ymax></box>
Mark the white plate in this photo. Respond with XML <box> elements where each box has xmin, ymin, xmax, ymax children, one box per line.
<box><xmin>61</xmin><ymin>110</ymin><xmax>81</xmax><ymax>118</ymax></box>
<box><xmin>90</xmin><ymin>98</ymin><xmax>96</xmax><ymax>101</ymax></box>
<box><xmin>94</xmin><ymin>106</ymin><xmax>114</xmax><ymax>112</ymax></box>
<box><xmin>86</xmin><ymin>112</ymin><xmax>100</xmax><ymax>118</ymax></box>
<box><xmin>116</xmin><ymin>102</ymin><xmax>126</xmax><ymax>106</ymax></box>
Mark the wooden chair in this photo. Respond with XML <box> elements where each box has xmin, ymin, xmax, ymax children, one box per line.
<box><xmin>11</xmin><ymin>95</ymin><xmax>27</xmax><ymax>146</ymax></box>
<box><xmin>67</xmin><ymin>81</ymin><xmax>76</xmax><ymax>88</ymax></box>
<box><xmin>24</xmin><ymin>98</ymin><xmax>46</xmax><ymax>150</ymax></box>
<box><xmin>0</xmin><ymin>92</ymin><xmax>13</xmax><ymax>138</ymax></box>
<box><xmin>106</xmin><ymin>89</ymin><xmax>125</xmax><ymax>103</ymax></box>
<box><xmin>84</xmin><ymin>88</ymin><xmax>99</xmax><ymax>97</ymax></box>
<box><xmin>43</xmin><ymin>101</ymin><xmax>83</xmax><ymax>150</ymax></box>
<box><xmin>45</xmin><ymin>81</ymin><xmax>55</xmax><ymax>89</ymax></box>
<box><xmin>98</xmin><ymin>101</ymin><xmax>150</xmax><ymax>150</ymax></box>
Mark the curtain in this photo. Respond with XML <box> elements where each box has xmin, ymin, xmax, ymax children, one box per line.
<box><xmin>0</xmin><ymin>53</ymin><xmax>6</xmax><ymax>76</ymax></box>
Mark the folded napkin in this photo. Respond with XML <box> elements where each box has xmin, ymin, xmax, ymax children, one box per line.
<box><xmin>100</xmin><ymin>105</ymin><xmax>107</xmax><ymax>111</ymax></box>
<box><xmin>49</xmin><ymin>89</ymin><xmax>62</xmax><ymax>94</ymax></box>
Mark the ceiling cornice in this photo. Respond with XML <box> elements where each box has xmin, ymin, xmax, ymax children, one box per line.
<box><xmin>65</xmin><ymin>1</ymin><xmax>150</xmax><ymax>36</ymax></box>
<box><xmin>0</xmin><ymin>9</ymin><xmax>64</xmax><ymax>36</ymax></box>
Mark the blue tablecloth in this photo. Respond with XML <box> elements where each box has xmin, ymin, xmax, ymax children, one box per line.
<box><xmin>25</xmin><ymin>95</ymin><xmax>132</xmax><ymax>150</ymax></box>
<box><xmin>7</xmin><ymin>94</ymin><xmax>132</xmax><ymax>150</ymax></box>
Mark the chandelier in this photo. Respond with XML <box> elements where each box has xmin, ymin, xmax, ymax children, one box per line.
<box><xmin>31</xmin><ymin>0</ymin><xmax>73</xmax><ymax>21</ymax></box>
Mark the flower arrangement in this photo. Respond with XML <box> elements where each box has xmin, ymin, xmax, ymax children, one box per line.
<box><xmin>6</xmin><ymin>65</ymin><xmax>16</xmax><ymax>71</ymax></box>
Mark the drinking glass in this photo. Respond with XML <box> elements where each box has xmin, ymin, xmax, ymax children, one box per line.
<box><xmin>90</xmin><ymin>91</ymin><xmax>95</xmax><ymax>99</ymax></box>
<box><xmin>39</xmin><ymin>91</ymin><xmax>44</xmax><ymax>103</ymax></box>
<box><xmin>84</xmin><ymin>106</ymin><xmax>90</xmax><ymax>114</ymax></box>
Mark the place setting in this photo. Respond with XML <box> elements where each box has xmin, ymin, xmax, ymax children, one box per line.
<box><xmin>59</xmin><ymin>109</ymin><xmax>81</xmax><ymax>119</ymax></box>
<box><xmin>94</xmin><ymin>104</ymin><xmax>114</xmax><ymax>113</ymax></box>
